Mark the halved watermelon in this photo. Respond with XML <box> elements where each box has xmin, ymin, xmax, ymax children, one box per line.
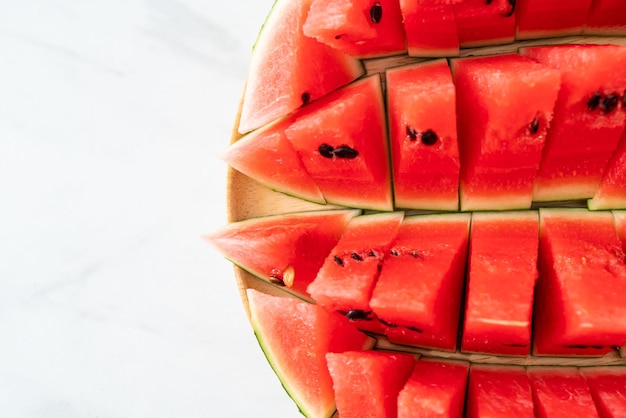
<box><xmin>451</xmin><ymin>0</ymin><xmax>516</xmax><ymax>48</ymax></box>
<box><xmin>515</xmin><ymin>0</ymin><xmax>594</xmax><ymax>39</ymax></box>
<box><xmin>399</xmin><ymin>0</ymin><xmax>459</xmax><ymax>57</ymax></box>
<box><xmin>247</xmin><ymin>290</ymin><xmax>375</xmax><ymax>418</ymax></box>
<box><xmin>584</xmin><ymin>0</ymin><xmax>626</xmax><ymax>35</ymax></box>
<box><xmin>588</xmin><ymin>130</ymin><xmax>626</xmax><ymax>210</ymax></box>
<box><xmin>580</xmin><ymin>367</ymin><xmax>626</xmax><ymax>416</ymax></box>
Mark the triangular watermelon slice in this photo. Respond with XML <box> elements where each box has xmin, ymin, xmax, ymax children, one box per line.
<box><xmin>206</xmin><ymin>209</ymin><xmax>360</xmax><ymax>297</ymax></box>
<box><xmin>238</xmin><ymin>0</ymin><xmax>364</xmax><ymax>134</ymax></box>
<box><xmin>247</xmin><ymin>290</ymin><xmax>374</xmax><ymax>418</ymax></box>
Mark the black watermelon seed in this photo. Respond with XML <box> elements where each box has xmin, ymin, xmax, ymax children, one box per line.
<box><xmin>588</xmin><ymin>92</ymin><xmax>602</xmax><ymax>111</ymax></box>
<box><xmin>421</xmin><ymin>129</ymin><xmax>438</xmax><ymax>146</ymax></box>
<box><xmin>378</xmin><ymin>318</ymin><xmax>398</xmax><ymax>328</ymax></box>
<box><xmin>485</xmin><ymin>0</ymin><xmax>492</xmax><ymax>4</ymax></box>
<box><xmin>406</xmin><ymin>125</ymin><xmax>418</xmax><ymax>140</ymax></box>
<box><xmin>269</xmin><ymin>277</ymin><xmax>285</xmax><ymax>286</ymax></box>
<box><xmin>411</xmin><ymin>251</ymin><xmax>420</xmax><ymax>258</ymax></box>
<box><xmin>333</xmin><ymin>255</ymin><xmax>344</xmax><ymax>266</ymax></box>
<box><xmin>406</xmin><ymin>326</ymin><xmax>423</xmax><ymax>333</ymax></box>
<box><xmin>623</xmin><ymin>91</ymin><xmax>626</xmax><ymax>108</ymax></box>
<box><xmin>370</xmin><ymin>2</ymin><xmax>382</xmax><ymax>23</ymax></box>
<box><xmin>301</xmin><ymin>92</ymin><xmax>310</xmax><ymax>106</ymax></box>
<box><xmin>390</xmin><ymin>249</ymin><xmax>399</xmax><ymax>256</ymax></box>
<box><xmin>369</xmin><ymin>250</ymin><xmax>377</xmax><ymax>257</ymax></box>
<box><xmin>503</xmin><ymin>0</ymin><xmax>515</xmax><ymax>17</ymax></box>
<box><xmin>601</xmin><ymin>93</ymin><xmax>619</xmax><ymax>114</ymax></box>
<box><xmin>529</xmin><ymin>116</ymin><xmax>540</xmax><ymax>135</ymax></box>
<box><xmin>318</xmin><ymin>143</ymin><xmax>335</xmax><ymax>158</ymax></box>
<box><xmin>351</xmin><ymin>252</ymin><xmax>363</xmax><ymax>261</ymax></box>
<box><xmin>334</xmin><ymin>34</ymin><xmax>343</xmax><ymax>40</ymax></box>
<box><xmin>333</xmin><ymin>145</ymin><xmax>359</xmax><ymax>159</ymax></box>
<box><xmin>346</xmin><ymin>309</ymin><xmax>372</xmax><ymax>321</ymax></box>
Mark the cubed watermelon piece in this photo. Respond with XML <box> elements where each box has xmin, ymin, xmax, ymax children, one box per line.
<box><xmin>588</xmin><ymin>130</ymin><xmax>626</xmax><ymax>210</ymax></box>
<box><xmin>238</xmin><ymin>0</ymin><xmax>363</xmax><ymax>133</ymax></box>
<box><xmin>397</xmin><ymin>359</ymin><xmax>469</xmax><ymax>418</ymax></box>
<box><xmin>451</xmin><ymin>0</ymin><xmax>515</xmax><ymax>48</ymax></box>
<box><xmin>461</xmin><ymin>211</ymin><xmax>539</xmax><ymax>356</ymax></box>
<box><xmin>581</xmin><ymin>367</ymin><xmax>626</xmax><ymax>417</ymax></box>
<box><xmin>247</xmin><ymin>290</ymin><xmax>374</xmax><ymax>418</ymax></box>
<box><xmin>399</xmin><ymin>0</ymin><xmax>459</xmax><ymax>57</ymax></box>
<box><xmin>584</xmin><ymin>0</ymin><xmax>626</xmax><ymax>35</ymax></box>
<box><xmin>528</xmin><ymin>367</ymin><xmax>600</xmax><ymax>418</ymax></box>
<box><xmin>515</xmin><ymin>0</ymin><xmax>594</xmax><ymax>39</ymax></box>
<box><xmin>520</xmin><ymin>44</ymin><xmax>626</xmax><ymax>202</ymax></box>
<box><xmin>386</xmin><ymin>59</ymin><xmax>460</xmax><ymax>211</ymax></box>
<box><xmin>450</xmin><ymin>53</ymin><xmax>561</xmax><ymax>211</ymax></box>
<box><xmin>326</xmin><ymin>350</ymin><xmax>416</xmax><ymax>418</ymax></box>
<box><xmin>534</xmin><ymin>208</ymin><xmax>626</xmax><ymax>356</ymax></box>
<box><xmin>466</xmin><ymin>365</ymin><xmax>535</xmax><ymax>418</ymax></box>
<box><xmin>303</xmin><ymin>0</ymin><xmax>406</xmax><ymax>58</ymax></box>
<box><xmin>369</xmin><ymin>213</ymin><xmax>470</xmax><ymax>351</ymax></box>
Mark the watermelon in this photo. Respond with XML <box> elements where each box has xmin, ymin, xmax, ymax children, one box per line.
<box><xmin>614</xmin><ymin>210</ymin><xmax>626</xmax><ymax>252</ymax></box>
<box><xmin>450</xmin><ymin>53</ymin><xmax>561</xmax><ymax>211</ymax></box>
<box><xmin>206</xmin><ymin>209</ymin><xmax>359</xmax><ymax>297</ymax></box>
<box><xmin>369</xmin><ymin>213</ymin><xmax>470</xmax><ymax>351</ymax></box>
<box><xmin>386</xmin><ymin>59</ymin><xmax>460</xmax><ymax>211</ymax></box>
<box><xmin>247</xmin><ymin>289</ymin><xmax>374</xmax><ymax>418</ymax></box>
<box><xmin>534</xmin><ymin>208</ymin><xmax>626</xmax><ymax>356</ymax></box>
<box><xmin>302</xmin><ymin>0</ymin><xmax>406</xmax><ymax>58</ymax></box>
<box><xmin>399</xmin><ymin>0</ymin><xmax>459</xmax><ymax>57</ymax></box>
<box><xmin>326</xmin><ymin>350</ymin><xmax>416</xmax><ymax>418</ymax></box>
<box><xmin>584</xmin><ymin>0</ymin><xmax>626</xmax><ymax>35</ymax></box>
<box><xmin>581</xmin><ymin>367</ymin><xmax>626</xmax><ymax>417</ymax></box>
<box><xmin>461</xmin><ymin>211</ymin><xmax>539</xmax><ymax>356</ymax></box>
<box><xmin>588</xmin><ymin>130</ymin><xmax>626</xmax><ymax>210</ymax></box>
<box><xmin>528</xmin><ymin>367</ymin><xmax>600</xmax><ymax>418</ymax></box>
<box><xmin>451</xmin><ymin>0</ymin><xmax>516</xmax><ymax>48</ymax></box>
<box><xmin>520</xmin><ymin>44</ymin><xmax>626</xmax><ymax>202</ymax></box>
<box><xmin>397</xmin><ymin>359</ymin><xmax>469</xmax><ymax>418</ymax></box>
<box><xmin>237</xmin><ymin>0</ymin><xmax>363</xmax><ymax>133</ymax></box>
<box><xmin>515</xmin><ymin>0</ymin><xmax>594</xmax><ymax>39</ymax></box>
<box><xmin>466</xmin><ymin>365</ymin><xmax>535</xmax><ymax>418</ymax></box>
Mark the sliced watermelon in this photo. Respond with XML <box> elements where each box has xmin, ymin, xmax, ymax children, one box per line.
<box><xmin>534</xmin><ymin>208</ymin><xmax>626</xmax><ymax>356</ymax></box>
<box><xmin>206</xmin><ymin>209</ymin><xmax>359</xmax><ymax>297</ymax></box>
<box><xmin>588</xmin><ymin>130</ymin><xmax>626</xmax><ymax>210</ymax></box>
<box><xmin>450</xmin><ymin>53</ymin><xmax>561</xmax><ymax>211</ymax></box>
<box><xmin>528</xmin><ymin>367</ymin><xmax>600</xmax><ymax>418</ymax></box>
<box><xmin>451</xmin><ymin>0</ymin><xmax>516</xmax><ymax>48</ymax></box>
<box><xmin>466</xmin><ymin>365</ymin><xmax>535</xmax><ymax>418</ymax></box>
<box><xmin>285</xmin><ymin>75</ymin><xmax>393</xmax><ymax>211</ymax></box>
<box><xmin>515</xmin><ymin>0</ymin><xmax>594</xmax><ymax>39</ymax></box>
<box><xmin>369</xmin><ymin>213</ymin><xmax>470</xmax><ymax>351</ymax></box>
<box><xmin>326</xmin><ymin>350</ymin><xmax>416</xmax><ymax>418</ymax></box>
<box><xmin>584</xmin><ymin>0</ymin><xmax>626</xmax><ymax>35</ymax></box>
<box><xmin>302</xmin><ymin>0</ymin><xmax>406</xmax><ymax>58</ymax></box>
<box><xmin>399</xmin><ymin>0</ymin><xmax>459</xmax><ymax>57</ymax></box>
<box><xmin>520</xmin><ymin>44</ymin><xmax>626</xmax><ymax>202</ymax></box>
<box><xmin>247</xmin><ymin>290</ymin><xmax>374</xmax><ymax>418</ymax></box>
<box><xmin>580</xmin><ymin>367</ymin><xmax>626</xmax><ymax>417</ymax></box>
<box><xmin>237</xmin><ymin>0</ymin><xmax>364</xmax><ymax>134</ymax></box>
<box><xmin>461</xmin><ymin>211</ymin><xmax>539</xmax><ymax>356</ymax></box>
<box><xmin>397</xmin><ymin>359</ymin><xmax>469</xmax><ymax>418</ymax></box>
<box><xmin>386</xmin><ymin>59</ymin><xmax>460</xmax><ymax>211</ymax></box>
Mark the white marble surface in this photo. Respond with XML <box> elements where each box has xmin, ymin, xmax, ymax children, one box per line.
<box><xmin>1</xmin><ymin>0</ymin><xmax>300</xmax><ymax>416</ymax></box>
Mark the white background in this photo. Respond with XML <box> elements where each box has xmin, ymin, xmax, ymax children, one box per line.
<box><xmin>1</xmin><ymin>0</ymin><xmax>301</xmax><ymax>416</ymax></box>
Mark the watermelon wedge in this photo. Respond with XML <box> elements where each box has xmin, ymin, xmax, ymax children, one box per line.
<box><xmin>588</xmin><ymin>130</ymin><xmax>626</xmax><ymax>210</ymax></box>
<box><xmin>451</xmin><ymin>0</ymin><xmax>516</xmax><ymax>48</ymax></box>
<box><xmin>580</xmin><ymin>367</ymin><xmax>626</xmax><ymax>417</ymax></box>
<box><xmin>515</xmin><ymin>0</ymin><xmax>594</xmax><ymax>39</ymax></box>
<box><xmin>237</xmin><ymin>0</ymin><xmax>363</xmax><ymax>133</ymax></box>
<box><xmin>399</xmin><ymin>0</ymin><xmax>459</xmax><ymax>57</ymax></box>
<box><xmin>247</xmin><ymin>290</ymin><xmax>374</xmax><ymax>418</ymax></box>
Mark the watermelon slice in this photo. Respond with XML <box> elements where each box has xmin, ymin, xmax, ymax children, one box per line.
<box><xmin>399</xmin><ymin>0</ymin><xmax>460</xmax><ymax>57</ymax></box>
<box><xmin>206</xmin><ymin>209</ymin><xmax>359</xmax><ymax>297</ymax></box>
<box><xmin>450</xmin><ymin>53</ymin><xmax>561</xmax><ymax>211</ymax></box>
<box><xmin>461</xmin><ymin>211</ymin><xmax>539</xmax><ymax>356</ymax></box>
<box><xmin>386</xmin><ymin>59</ymin><xmax>460</xmax><ymax>211</ymax></box>
<box><xmin>584</xmin><ymin>0</ymin><xmax>626</xmax><ymax>35</ymax></box>
<box><xmin>369</xmin><ymin>213</ymin><xmax>470</xmax><ymax>351</ymax></box>
<box><xmin>528</xmin><ymin>367</ymin><xmax>600</xmax><ymax>418</ymax></box>
<box><xmin>588</xmin><ymin>130</ymin><xmax>626</xmax><ymax>210</ymax></box>
<box><xmin>466</xmin><ymin>365</ymin><xmax>535</xmax><ymax>418</ymax></box>
<box><xmin>326</xmin><ymin>350</ymin><xmax>416</xmax><ymax>418</ymax></box>
<box><xmin>581</xmin><ymin>367</ymin><xmax>626</xmax><ymax>417</ymax></box>
<box><xmin>302</xmin><ymin>0</ymin><xmax>406</xmax><ymax>58</ymax></box>
<box><xmin>247</xmin><ymin>290</ymin><xmax>374</xmax><ymax>418</ymax></box>
<box><xmin>520</xmin><ymin>44</ymin><xmax>626</xmax><ymax>202</ymax></box>
<box><xmin>237</xmin><ymin>0</ymin><xmax>364</xmax><ymax>133</ymax></box>
<box><xmin>397</xmin><ymin>359</ymin><xmax>469</xmax><ymax>418</ymax></box>
<box><xmin>534</xmin><ymin>208</ymin><xmax>626</xmax><ymax>356</ymax></box>
<box><xmin>451</xmin><ymin>0</ymin><xmax>516</xmax><ymax>48</ymax></box>
<box><xmin>515</xmin><ymin>0</ymin><xmax>594</xmax><ymax>39</ymax></box>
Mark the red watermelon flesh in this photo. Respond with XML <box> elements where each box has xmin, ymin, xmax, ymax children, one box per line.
<box><xmin>397</xmin><ymin>359</ymin><xmax>469</xmax><ymax>418</ymax></box>
<box><xmin>326</xmin><ymin>350</ymin><xmax>416</xmax><ymax>418</ymax></box>
<box><xmin>515</xmin><ymin>0</ymin><xmax>594</xmax><ymax>39</ymax></box>
<box><xmin>581</xmin><ymin>367</ymin><xmax>626</xmax><ymax>417</ymax></box>
<box><xmin>285</xmin><ymin>75</ymin><xmax>393</xmax><ymax>211</ymax></box>
<box><xmin>528</xmin><ymin>367</ymin><xmax>600</xmax><ymax>418</ymax></box>
<box><xmin>247</xmin><ymin>290</ymin><xmax>375</xmax><ymax>418</ymax></box>
<box><xmin>588</xmin><ymin>130</ymin><xmax>626</xmax><ymax>210</ymax></box>
<box><xmin>369</xmin><ymin>213</ymin><xmax>470</xmax><ymax>351</ymax></box>
<box><xmin>400</xmin><ymin>0</ymin><xmax>459</xmax><ymax>57</ymax></box>
<box><xmin>237</xmin><ymin>0</ymin><xmax>363</xmax><ymax>134</ymax></box>
<box><xmin>302</xmin><ymin>0</ymin><xmax>406</xmax><ymax>58</ymax></box>
<box><xmin>386</xmin><ymin>59</ymin><xmax>460</xmax><ymax>211</ymax></box>
<box><xmin>614</xmin><ymin>211</ymin><xmax>626</xmax><ymax>253</ymax></box>
<box><xmin>534</xmin><ymin>208</ymin><xmax>626</xmax><ymax>356</ymax></box>
<box><xmin>450</xmin><ymin>53</ymin><xmax>561</xmax><ymax>211</ymax></box>
<box><xmin>451</xmin><ymin>0</ymin><xmax>515</xmax><ymax>48</ymax></box>
<box><xmin>461</xmin><ymin>211</ymin><xmax>539</xmax><ymax>356</ymax></box>
<box><xmin>466</xmin><ymin>365</ymin><xmax>535</xmax><ymax>418</ymax></box>
<box><xmin>584</xmin><ymin>0</ymin><xmax>626</xmax><ymax>35</ymax></box>
<box><xmin>206</xmin><ymin>209</ymin><xmax>359</xmax><ymax>298</ymax></box>
<box><xmin>520</xmin><ymin>44</ymin><xmax>626</xmax><ymax>202</ymax></box>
